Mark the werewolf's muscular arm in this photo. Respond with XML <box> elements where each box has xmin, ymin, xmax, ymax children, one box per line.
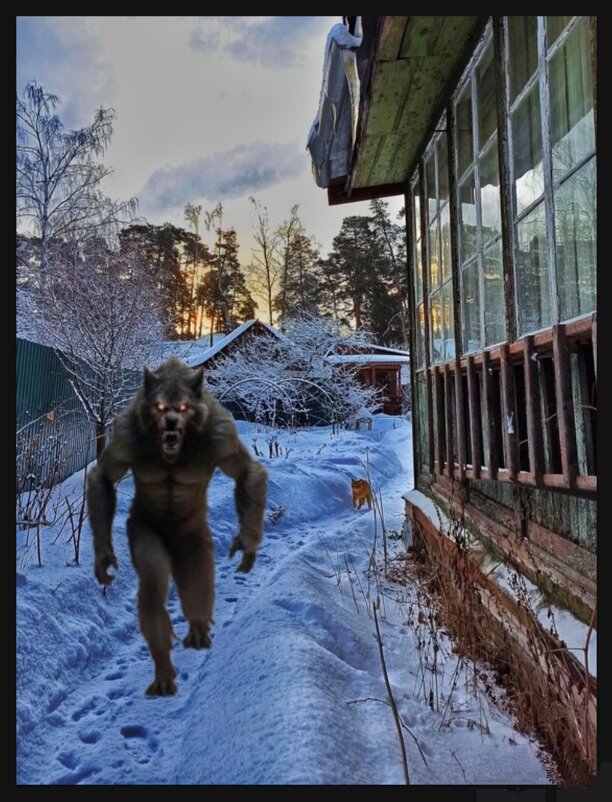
<box><xmin>86</xmin><ymin>418</ymin><xmax>131</xmax><ymax>585</ymax></box>
<box><xmin>215</xmin><ymin>413</ymin><xmax>268</xmax><ymax>573</ymax></box>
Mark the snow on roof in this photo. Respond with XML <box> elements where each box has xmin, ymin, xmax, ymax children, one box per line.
<box><xmin>160</xmin><ymin>320</ymin><xmax>288</xmax><ymax>368</ymax></box>
<box><xmin>194</xmin><ymin>319</ymin><xmax>257</xmax><ymax>363</ymax></box>
<box><xmin>326</xmin><ymin>354</ymin><xmax>410</xmax><ymax>365</ymax></box>
<box><xmin>355</xmin><ymin>343</ymin><xmax>409</xmax><ymax>356</ymax></box>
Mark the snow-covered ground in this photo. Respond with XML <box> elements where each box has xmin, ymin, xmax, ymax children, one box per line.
<box><xmin>16</xmin><ymin>416</ymin><xmax>553</xmax><ymax>785</ymax></box>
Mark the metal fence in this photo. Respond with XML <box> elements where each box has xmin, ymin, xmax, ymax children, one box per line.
<box><xmin>17</xmin><ymin>339</ymin><xmax>97</xmax><ymax>488</ymax></box>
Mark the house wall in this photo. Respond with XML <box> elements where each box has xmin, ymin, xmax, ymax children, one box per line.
<box><xmin>404</xmin><ymin>17</ymin><xmax>596</xmax><ymax>611</ymax></box>
<box><xmin>356</xmin><ymin>363</ymin><xmax>403</xmax><ymax>414</ymax></box>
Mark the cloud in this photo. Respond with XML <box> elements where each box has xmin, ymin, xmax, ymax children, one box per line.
<box><xmin>141</xmin><ymin>142</ymin><xmax>307</xmax><ymax>212</ymax></box>
<box><xmin>189</xmin><ymin>16</ymin><xmax>330</xmax><ymax>69</ymax></box>
<box><xmin>189</xmin><ymin>28</ymin><xmax>220</xmax><ymax>53</ymax></box>
<box><xmin>16</xmin><ymin>17</ymin><xmax>114</xmax><ymax>129</ymax></box>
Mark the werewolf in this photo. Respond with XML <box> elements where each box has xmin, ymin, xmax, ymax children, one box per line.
<box><xmin>87</xmin><ymin>357</ymin><xmax>267</xmax><ymax>696</ymax></box>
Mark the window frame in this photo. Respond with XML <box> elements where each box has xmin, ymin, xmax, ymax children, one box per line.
<box><xmin>505</xmin><ymin>15</ymin><xmax>596</xmax><ymax>336</ymax></box>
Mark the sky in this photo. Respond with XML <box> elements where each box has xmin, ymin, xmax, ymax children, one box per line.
<box><xmin>16</xmin><ymin>16</ymin><xmax>404</xmax><ymax>266</ymax></box>
<box><xmin>17</xmin><ymin>415</ymin><xmax>558</xmax><ymax>784</ymax></box>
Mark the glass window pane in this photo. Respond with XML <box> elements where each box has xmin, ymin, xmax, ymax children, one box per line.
<box><xmin>512</xmin><ymin>86</ymin><xmax>544</xmax><ymax>214</ymax></box>
<box><xmin>438</xmin><ymin>131</ymin><xmax>449</xmax><ymax>207</ymax></box>
<box><xmin>483</xmin><ymin>241</ymin><xmax>506</xmax><ymax>345</ymax></box>
<box><xmin>555</xmin><ymin>158</ymin><xmax>596</xmax><ymax>320</ymax></box>
<box><xmin>547</xmin><ymin>16</ymin><xmax>573</xmax><ymax>47</ymax></box>
<box><xmin>415</xmin><ymin>302</ymin><xmax>426</xmax><ymax>368</ymax></box>
<box><xmin>430</xmin><ymin>292</ymin><xmax>442</xmax><ymax>364</ymax></box>
<box><xmin>428</xmin><ymin>221</ymin><xmax>440</xmax><ymax>292</ymax></box>
<box><xmin>414</xmin><ymin>236</ymin><xmax>423</xmax><ymax>303</ymax></box>
<box><xmin>456</xmin><ymin>84</ymin><xmax>473</xmax><ymax>177</ymax></box>
<box><xmin>442</xmin><ymin>281</ymin><xmax>455</xmax><ymax>361</ymax></box>
<box><xmin>462</xmin><ymin>261</ymin><xmax>480</xmax><ymax>353</ymax></box>
<box><xmin>516</xmin><ymin>203</ymin><xmax>551</xmax><ymax>334</ymax></box>
<box><xmin>508</xmin><ymin>17</ymin><xmax>538</xmax><ymax>102</ymax></box>
<box><xmin>425</xmin><ymin>153</ymin><xmax>437</xmax><ymax>220</ymax></box>
<box><xmin>412</xmin><ymin>182</ymin><xmax>423</xmax><ymax>303</ymax></box>
<box><xmin>549</xmin><ymin>18</ymin><xmax>595</xmax><ymax>180</ymax></box>
<box><xmin>480</xmin><ymin>138</ymin><xmax>502</xmax><ymax>244</ymax></box>
<box><xmin>477</xmin><ymin>42</ymin><xmax>497</xmax><ymax>146</ymax></box>
<box><xmin>459</xmin><ymin>171</ymin><xmax>477</xmax><ymax>264</ymax></box>
<box><xmin>440</xmin><ymin>205</ymin><xmax>452</xmax><ymax>284</ymax></box>
<box><xmin>412</xmin><ymin>183</ymin><xmax>421</xmax><ymax>242</ymax></box>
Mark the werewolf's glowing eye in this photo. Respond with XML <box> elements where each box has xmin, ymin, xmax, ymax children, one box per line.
<box><xmin>155</xmin><ymin>402</ymin><xmax>168</xmax><ymax>413</ymax></box>
<box><xmin>176</xmin><ymin>403</ymin><xmax>188</xmax><ymax>412</ymax></box>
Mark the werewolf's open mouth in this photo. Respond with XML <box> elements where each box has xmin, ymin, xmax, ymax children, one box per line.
<box><xmin>161</xmin><ymin>430</ymin><xmax>183</xmax><ymax>460</ymax></box>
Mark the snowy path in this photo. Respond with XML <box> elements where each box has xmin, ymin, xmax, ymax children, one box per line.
<box><xmin>17</xmin><ymin>418</ymin><xmax>551</xmax><ymax>785</ymax></box>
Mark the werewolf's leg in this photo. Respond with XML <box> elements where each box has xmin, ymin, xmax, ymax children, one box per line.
<box><xmin>128</xmin><ymin>517</ymin><xmax>176</xmax><ymax>696</ymax></box>
<box><xmin>170</xmin><ymin>521</ymin><xmax>215</xmax><ymax>650</ymax></box>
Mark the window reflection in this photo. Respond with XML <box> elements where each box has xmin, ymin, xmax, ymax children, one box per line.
<box><xmin>462</xmin><ymin>261</ymin><xmax>480</xmax><ymax>353</ymax></box>
<box><xmin>516</xmin><ymin>204</ymin><xmax>551</xmax><ymax>333</ymax></box>
<box><xmin>508</xmin><ymin>16</ymin><xmax>538</xmax><ymax>102</ymax></box>
<box><xmin>483</xmin><ymin>241</ymin><xmax>505</xmax><ymax>345</ymax></box>
<box><xmin>459</xmin><ymin>172</ymin><xmax>477</xmax><ymax>263</ymax></box>
<box><xmin>549</xmin><ymin>18</ymin><xmax>595</xmax><ymax>180</ymax></box>
<box><xmin>512</xmin><ymin>87</ymin><xmax>544</xmax><ymax>214</ymax></box>
<box><xmin>480</xmin><ymin>138</ymin><xmax>502</xmax><ymax>243</ymax></box>
<box><xmin>456</xmin><ymin>85</ymin><xmax>473</xmax><ymax>177</ymax></box>
<box><xmin>556</xmin><ymin>159</ymin><xmax>596</xmax><ymax>320</ymax></box>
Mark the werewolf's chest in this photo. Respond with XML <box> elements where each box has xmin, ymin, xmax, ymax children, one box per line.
<box><xmin>132</xmin><ymin>463</ymin><xmax>213</xmax><ymax>519</ymax></box>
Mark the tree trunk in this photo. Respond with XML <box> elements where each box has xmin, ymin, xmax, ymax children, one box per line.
<box><xmin>95</xmin><ymin>420</ymin><xmax>107</xmax><ymax>460</ymax></box>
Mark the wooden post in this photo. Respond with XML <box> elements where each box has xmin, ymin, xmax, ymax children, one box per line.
<box><xmin>482</xmin><ymin>350</ymin><xmax>498</xmax><ymax>480</ymax></box>
<box><xmin>500</xmin><ymin>343</ymin><xmax>518</xmax><ymax>481</ymax></box>
<box><xmin>443</xmin><ymin>364</ymin><xmax>454</xmax><ymax>478</ymax></box>
<box><xmin>493</xmin><ymin>17</ymin><xmax>517</xmax><ymax>345</ymax></box>
<box><xmin>592</xmin><ymin>311</ymin><xmax>597</xmax><ymax>380</ymax></box>
<box><xmin>553</xmin><ymin>325</ymin><xmax>577</xmax><ymax>488</ymax></box>
<box><xmin>454</xmin><ymin>359</ymin><xmax>466</xmax><ymax>480</ymax></box>
<box><xmin>433</xmin><ymin>366</ymin><xmax>445</xmax><ymax>474</ymax></box>
<box><xmin>523</xmin><ymin>336</ymin><xmax>544</xmax><ymax>484</ymax></box>
<box><xmin>467</xmin><ymin>355</ymin><xmax>482</xmax><ymax>478</ymax></box>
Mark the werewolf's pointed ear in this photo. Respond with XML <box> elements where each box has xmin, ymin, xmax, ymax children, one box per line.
<box><xmin>143</xmin><ymin>366</ymin><xmax>156</xmax><ymax>395</ymax></box>
<box><xmin>191</xmin><ymin>365</ymin><xmax>205</xmax><ymax>396</ymax></box>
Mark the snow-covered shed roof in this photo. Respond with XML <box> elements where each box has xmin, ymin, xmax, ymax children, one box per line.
<box><xmin>325</xmin><ymin>353</ymin><xmax>410</xmax><ymax>365</ymax></box>
<box><xmin>158</xmin><ymin>320</ymin><xmax>287</xmax><ymax>368</ymax></box>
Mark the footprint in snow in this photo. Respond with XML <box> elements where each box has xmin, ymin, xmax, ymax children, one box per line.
<box><xmin>78</xmin><ymin>729</ymin><xmax>101</xmax><ymax>744</ymax></box>
<box><xmin>120</xmin><ymin>724</ymin><xmax>158</xmax><ymax>765</ymax></box>
<box><xmin>104</xmin><ymin>670</ymin><xmax>124</xmax><ymax>681</ymax></box>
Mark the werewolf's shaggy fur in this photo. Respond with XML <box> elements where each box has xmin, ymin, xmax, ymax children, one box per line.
<box><xmin>87</xmin><ymin>358</ymin><xmax>267</xmax><ymax>695</ymax></box>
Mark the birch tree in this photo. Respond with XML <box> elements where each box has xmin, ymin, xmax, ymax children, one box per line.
<box><xmin>16</xmin><ymin>81</ymin><xmax>135</xmax><ymax>272</ymax></box>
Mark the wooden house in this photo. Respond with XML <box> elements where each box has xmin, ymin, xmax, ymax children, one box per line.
<box><xmin>310</xmin><ymin>16</ymin><xmax>597</xmax><ymax>782</ymax></box>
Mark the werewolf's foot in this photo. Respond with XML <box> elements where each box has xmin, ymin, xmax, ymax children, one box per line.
<box><xmin>145</xmin><ymin>677</ymin><xmax>177</xmax><ymax>696</ymax></box>
<box><xmin>183</xmin><ymin>621</ymin><xmax>212</xmax><ymax>649</ymax></box>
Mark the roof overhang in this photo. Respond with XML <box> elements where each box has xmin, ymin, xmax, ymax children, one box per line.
<box><xmin>329</xmin><ymin>15</ymin><xmax>486</xmax><ymax>205</ymax></box>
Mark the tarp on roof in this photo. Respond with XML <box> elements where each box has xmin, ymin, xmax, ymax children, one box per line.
<box><xmin>306</xmin><ymin>17</ymin><xmax>363</xmax><ymax>188</ymax></box>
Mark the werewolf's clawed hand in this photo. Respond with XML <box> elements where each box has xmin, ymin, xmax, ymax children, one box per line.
<box><xmin>228</xmin><ymin>534</ymin><xmax>257</xmax><ymax>573</ymax></box>
<box><xmin>94</xmin><ymin>549</ymin><xmax>118</xmax><ymax>586</ymax></box>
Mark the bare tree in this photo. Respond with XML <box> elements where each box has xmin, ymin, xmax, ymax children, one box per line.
<box><xmin>16</xmin><ymin>81</ymin><xmax>135</xmax><ymax>272</ymax></box>
<box><xmin>184</xmin><ymin>202</ymin><xmax>203</xmax><ymax>338</ymax></box>
<box><xmin>248</xmin><ymin>197</ymin><xmax>281</xmax><ymax>325</ymax></box>
<box><xmin>275</xmin><ymin>204</ymin><xmax>302</xmax><ymax>323</ymax></box>
<box><xmin>17</xmin><ymin>238</ymin><xmax>167</xmax><ymax>458</ymax></box>
<box><xmin>205</xmin><ymin>313</ymin><xmax>382</xmax><ymax>426</ymax></box>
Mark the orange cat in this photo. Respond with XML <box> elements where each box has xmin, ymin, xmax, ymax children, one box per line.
<box><xmin>351</xmin><ymin>479</ymin><xmax>372</xmax><ymax>510</ymax></box>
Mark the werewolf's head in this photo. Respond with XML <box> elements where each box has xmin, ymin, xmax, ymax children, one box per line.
<box><xmin>140</xmin><ymin>357</ymin><xmax>208</xmax><ymax>463</ymax></box>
